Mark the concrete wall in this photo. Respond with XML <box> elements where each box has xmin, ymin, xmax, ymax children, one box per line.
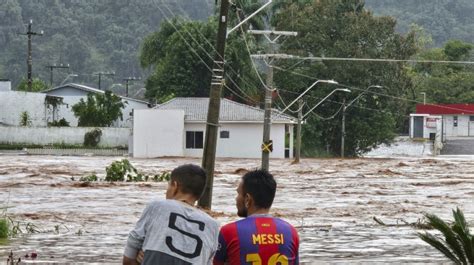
<box><xmin>133</xmin><ymin>109</ymin><xmax>185</xmax><ymax>158</ymax></box>
<box><xmin>0</xmin><ymin>80</ymin><xmax>11</xmax><ymax>91</ymax></box>
<box><xmin>0</xmin><ymin>91</ymin><xmax>48</xmax><ymax>126</ymax></box>
<box><xmin>0</xmin><ymin>126</ymin><xmax>130</xmax><ymax>147</ymax></box>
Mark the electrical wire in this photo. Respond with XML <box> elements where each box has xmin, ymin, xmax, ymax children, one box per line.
<box><xmin>273</xmin><ymin>63</ymin><xmax>474</xmax><ymax>114</ymax></box>
<box><xmin>155</xmin><ymin>1</ymin><xmax>257</xmax><ymax>103</ymax></box>
<box><xmin>161</xmin><ymin>1</ymin><xmax>260</xmax><ymax>103</ymax></box>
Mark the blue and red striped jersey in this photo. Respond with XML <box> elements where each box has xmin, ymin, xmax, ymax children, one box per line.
<box><xmin>213</xmin><ymin>215</ymin><xmax>299</xmax><ymax>265</ymax></box>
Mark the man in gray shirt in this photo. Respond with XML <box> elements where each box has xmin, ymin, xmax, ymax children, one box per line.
<box><xmin>123</xmin><ymin>164</ymin><xmax>219</xmax><ymax>265</ymax></box>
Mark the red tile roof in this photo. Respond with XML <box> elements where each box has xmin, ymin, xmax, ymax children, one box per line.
<box><xmin>416</xmin><ymin>104</ymin><xmax>474</xmax><ymax>115</ymax></box>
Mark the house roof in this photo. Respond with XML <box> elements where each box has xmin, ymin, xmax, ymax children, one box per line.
<box><xmin>416</xmin><ymin>104</ymin><xmax>474</xmax><ymax>115</ymax></box>
<box><xmin>42</xmin><ymin>83</ymin><xmax>149</xmax><ymax>105</ymax></box>
<box><xmin>155</xmin><ymin>97</ymin><xmax>297</xmax><ymax>123</ymax></box>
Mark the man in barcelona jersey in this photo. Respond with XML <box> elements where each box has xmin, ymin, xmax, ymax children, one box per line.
<box><xmin>214</xmin><ymin>169</ymin><xmax>299</xmax><ymax>265</ymax></box>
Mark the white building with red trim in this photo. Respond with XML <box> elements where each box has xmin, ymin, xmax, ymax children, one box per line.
<box><xmin>411</xmin><ymin>104</ymin><xmax>474</xmax><ymax>139</ymax></box>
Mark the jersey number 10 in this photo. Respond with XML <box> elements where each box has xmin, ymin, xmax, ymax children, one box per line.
<box><xmin>246</xmin><ymin>253</ymin><xmax>289</xmax><ymax>265</ymax></box>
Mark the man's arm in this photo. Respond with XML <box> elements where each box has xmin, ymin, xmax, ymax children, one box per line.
<box><xmin>122</xmin><ymin>255</ymin><xmax>139</xmax><ymax>265</ymax></box>
<box><xmin>123</xmin><ymin>203</ymin><xmax>153</xmax><ymax>264</ymax></box>
<box><xmin>213</xmin><ymin>230</ymin><xmax>228</xmax><ymax>265</ymax></box>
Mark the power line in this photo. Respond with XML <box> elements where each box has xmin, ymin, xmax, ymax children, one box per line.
<box><xmin>253</xmin><ymin>54</ymin><xmax>474</xmax><ymax>65</ymax></box>
<box><xmin>160</xmin><ymin>1</ymin><xmax>259</xmax><ymax>103</ymax></box>
<box><xmin>273</xmin><ymin>63</ymin><xmax>474</xmax><ymax>114</ymax></box>
<box><xmin>160</xmin><ymin>2</ymin><xmax>259</xmax><ymax>104</ymax></box>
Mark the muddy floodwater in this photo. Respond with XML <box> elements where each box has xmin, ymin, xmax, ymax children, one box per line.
<box><xmin>0</xmin><ymin>155</ymin><xmax>473</xmax><ymax>264</ymax></box>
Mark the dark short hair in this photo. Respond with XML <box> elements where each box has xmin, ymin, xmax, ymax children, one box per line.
<box><xmin>171</xmin><ymin>164</ymin><xmax>207</xmax><ymax>198</ymax></box>
<box><xmin>242</xmin><ymin>169</ymin><xmax>276</xmax><ymax>209</ymax></box>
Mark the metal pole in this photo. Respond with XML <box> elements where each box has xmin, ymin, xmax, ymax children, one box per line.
<box><xmin>295</xmin><ymin>99</ymin><xmax>303</xmax><ymax>163</ymax></box>
<box><xmin>199</xmin><ymin>0</ymin><xmax>230</xmax><ymax>209</ymax></box>
<box><xmin>341</xmin><ymin>98</ymin><xmax>346</xmax><ymax>158</ymax></box>
<box><xmin>27</xmin><ymin>22</ymin><xmax>32</xmax><ymax>91</ymax></box>
<box><xmin>98</xmin><ymin>73</ymin><xmax>102</xmax><ymax>90</ymax></box>
<box><xmin>125</xmin><ymin>80</ymin><xmax>129</xmax><ymax>97</ymax></box>
<box><xmin>49</xmin><ymin>66</ymin><xmax>53</xmax><ymax>86</ymax></box>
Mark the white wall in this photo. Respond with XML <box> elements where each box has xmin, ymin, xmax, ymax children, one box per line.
<box><xmin>0</xmin><ymin>91</ymin><xmax>48</xmax><ymax>126</ymax></box>
<box><xmin>0</xmin><ymin>81</ymin><xmax>11</xmax><ymax>91</ymax></box>
<box><xmin>443</xmin><ymin>115</ymin><xmax>471</xmax><ymax>137</ymax></box>
<box><xmin>133</xmin><ymin>109</ymin><xmax>185</xmax><ymax>158</ymax></box>
<box><xmin>183</xmin><ymin>122</ymin><xmax>288</xmax><ymax>158</ymax></box>
<box><xmin>0</xmin><ymin>127</ymin><xmax>130</xmax><ymax>147</ymax></box>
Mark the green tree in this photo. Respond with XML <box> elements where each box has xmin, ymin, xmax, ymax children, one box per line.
<box><xmin>272</xmin><ymin>0</ymin><xmax>418</xmax><ymax>156</ymax></box>
<box><xmin>72</xmin><ymin>91</ymin><xmax>126</xmax><ymax>127</ymax></box>
<box><xmin>410</xmin><ymin>39</ymin><xmax>474</xmax><ymax>104</ymax></box>
<box><xmin>140</xmin><ymin>18</ymin><xmax>262</xmax><ymax>104</ymax></box>
<box><xmin>418</xmin><ymin>208</ymin><xmax>473</xmax><ymax>264</ymax></box>
<box><xmin>16</xmin><ymin>78</ymin><xmax>49</xmax><ymax>92</ymax></box>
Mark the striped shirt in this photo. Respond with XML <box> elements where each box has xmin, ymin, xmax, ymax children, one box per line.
<box><xmin>213</xmin><ymin>215</ymin><xmax>299</xmax><ymax>265</ymax></box>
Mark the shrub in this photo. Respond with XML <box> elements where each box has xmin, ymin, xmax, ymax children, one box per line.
<box><xmin>48</xmin><ymin>118</ymin><xmax>70</xmax><ymax>127</ymax></box>
<box><xmin>84</xmin><ymin>128</ymin><xmax>102</xmax><ymax>147</ymax></box>
<box><xmin>0</xmin><ymin>218</ymin><xmax>8</xmax><ymax>238</ymax></box>
<box><xmin>79</xmin><ymin>174</ymin><xmax>98</xmax><ymax>182</ymax></box>
<box><xmin>19</xmin><ymin>111</ymin><xmax>31</xmax><ymax>127</ymax></box>
<box><xmin>105</xmin><ymin>159</ymin><xmax>137</xmax><ymax>182</ymax></box>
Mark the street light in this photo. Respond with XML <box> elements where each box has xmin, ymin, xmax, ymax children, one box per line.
<box><xmin>302</xmin><ymin>88</ymin><xmax>350</xmax><ymax>119</ymax></box>
<box><xmin>420</xmin><ymin>92</ymin><xmax>426</xmax><ymax>105</ymax></box>
<box><xmin>294</xmin><ymin>87</ymin><xmax>350</xmax><ymax>163</ymax></box>
<box><xmin>280</xmin><ymin>79</ymin><xmax>339</xmax><ymax>116</ymax></box>
<box><xmin>341</xmin><ymin>85</ymin><xmax>383</xmax><ymax>158</ymax></box>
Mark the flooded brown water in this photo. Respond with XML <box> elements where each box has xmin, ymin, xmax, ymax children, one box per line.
<box><xmin>0</xmin><ymin>155</ymin><xmax>473</xmax><ymax>263</ymax></box>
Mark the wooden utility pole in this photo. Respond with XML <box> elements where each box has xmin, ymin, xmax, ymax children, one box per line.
<box><xmin>45</xmin><ymin>63</ymin><xmax>69</xmax><ymax>87</ymax></box>
<box><xmin>20</xmin><ymin>19</ymin><xmax>43</xmax><ymax>91</ymax></box>
<box><xmin>261</xmin><ymin>44</ymin><xmax>274</xmax><ymax>171</ymax></box>
<box><xmin>199</xmin><ymin>0</ymin><xmax>230</xmax><ymax>209</ymax></box>
<box><xmin>123</xmin><ymin>77</ymin><xmax>141</xmax><ymax>97</ymax></box>
<box><xmin>295</xmin><ymin>98</ymin><xmax>303</xmax><ymax>163</ymax></box>
<box><xmin>95</xmin><ymin>71</ymin><xmax>115</xmax><ymax>90</ymax></box>
<box><xmin>248</xmin><ymin>30</ymin><xmax>297</xmax><ymax>171</ymax></box>
<box><xmin>341</xmin><ymin>98</ymin><xmax>346</xmax><ymax>158</ymax></box>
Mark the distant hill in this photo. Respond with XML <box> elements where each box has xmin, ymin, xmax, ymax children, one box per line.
<box><xmin>365</xmin><ymin>0</ymin><xmax>474</xmax><ymax>47</ymax></box>
<box><xmin>0</xmin><ymin>0</ymin><xmax>213</xmax><ymax>94</ymax></box>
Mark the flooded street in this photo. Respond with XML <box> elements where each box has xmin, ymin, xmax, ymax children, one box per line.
<box><xmin>0</xmin><ymin>155</ymin><xmax>473</xmax><ymax>264</ymax></box>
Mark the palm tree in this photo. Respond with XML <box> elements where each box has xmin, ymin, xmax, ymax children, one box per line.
<box><xmin>418</xmin><ymin>208</ymin><xmax>473</xmax><ymax>264</ymax></box>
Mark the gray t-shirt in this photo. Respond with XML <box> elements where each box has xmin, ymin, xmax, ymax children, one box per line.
<box><xmin>124</xmin><ymin>199</ymin><xmax>219</xmax><ymax>265</ymax></box>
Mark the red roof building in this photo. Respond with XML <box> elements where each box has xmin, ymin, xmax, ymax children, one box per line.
<box><xmin>416</xmin><ymin>104</ymin><xmax>474</xmax><ymax>115</ymax></box>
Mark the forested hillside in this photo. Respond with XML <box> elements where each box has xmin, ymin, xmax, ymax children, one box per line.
<box><xmin>365</xmin><ymin>0</ymin><xmax>474</xmax><ymax>47</ymax></box>
<box><xmin>0</xmin><ymin>0</ymin><xmax>213</xmax><ymax>94</ymax></box>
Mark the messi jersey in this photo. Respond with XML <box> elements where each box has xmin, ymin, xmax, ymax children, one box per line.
<box><xmin>213</xmin><ymin>215</ymin><xmax>299</xmax><ymax>265</ymax></box>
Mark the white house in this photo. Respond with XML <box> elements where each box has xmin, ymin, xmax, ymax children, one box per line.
<box><xmin>415</xmin><ymin>104</ymin><xmax>474</xmax><ymax>139</ymax></box>
<box><xmin>42</xmin><ymin>83</ymin><xmax>149</xmax><ymax>127</ymax></box>
<box><xmin>132</xmin><ymin>97</ymin><xmax>297</xmax><ymax>159</ymax></box>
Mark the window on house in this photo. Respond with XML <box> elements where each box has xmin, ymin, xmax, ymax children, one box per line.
<box><xmin>470</xmin><ymin>116</ymin><xmax>474</xmax><ymax>122</ymax></box>
<box><xmin>220</xmin><ymin>130</ymin><xmax>230</xmax><ymax>139</ymax></box>
<box><xmin>453</xmin><ymin>116</ymin><xmax>458</xmax><ymax>127</ymax></box>
<box><xmin>186</xmin><ymin>131</ymin><xmax>203</xmax><ymax>149</ymax></box>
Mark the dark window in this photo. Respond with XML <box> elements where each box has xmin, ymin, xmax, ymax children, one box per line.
<box><xmin>470</xmin><ymin>116</ymin><xmax>474</xmax><ymax>122</ymax></box>
<box><xmin>454</xmin><ymin>116</ymin><xmax>458</xmax><ymax>127</ymax></box>
<box><xmin>220</xmin><ymin>130</ymin><xmax>230</xmax><ymax>139</ymax></box>
<box><xmin>186</xmin><ymin>131</ymin><xmax>203</xmax><ymax>149</ymax></box>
